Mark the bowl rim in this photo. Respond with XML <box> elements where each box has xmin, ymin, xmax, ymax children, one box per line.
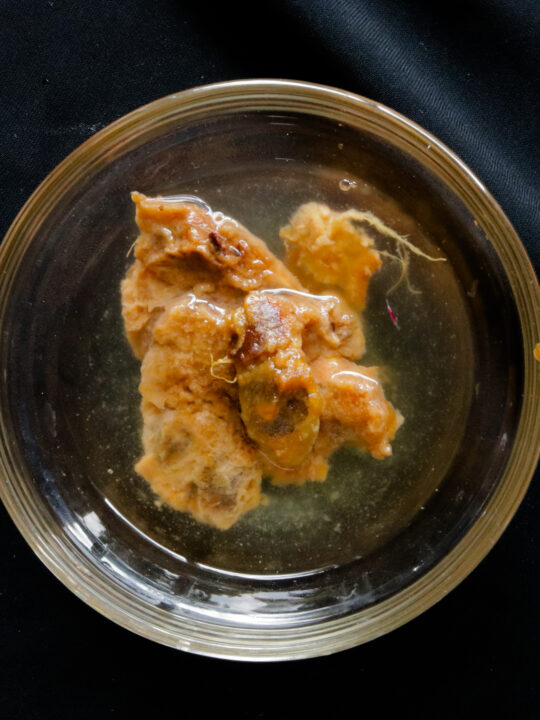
<box><xmin>1</xmin><ymin>78</ymin><xmax>539</xmax><ymax>661</ymax></box>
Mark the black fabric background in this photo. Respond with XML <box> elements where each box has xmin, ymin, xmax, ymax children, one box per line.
<box><xmin>1</xmin><ymin>1</ymin><xmax>538</xmax><ymax>718</ymax></box>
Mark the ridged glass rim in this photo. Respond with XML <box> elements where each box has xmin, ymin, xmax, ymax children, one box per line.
<box><xmin>0</xmin><ymin>79</ymin><xmax>538</xmax><ymax>661</ymax></box>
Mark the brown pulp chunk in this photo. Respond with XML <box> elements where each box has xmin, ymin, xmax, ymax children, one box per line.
<box><xmin>121</xmin><ymin>194</ymin><xmax>402</xmax><ymax>529</ymax></box>
<box><xmin>280</xmin><ymin>202</ymin><xmax>382</xmax><ymax>309</ymax></box>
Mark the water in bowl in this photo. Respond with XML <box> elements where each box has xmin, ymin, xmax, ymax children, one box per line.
<box><xmin>9</xmin><ymin>110</ymin><xmax>484</xmax><ymax>583</ymax></box>
<box><xmin>59</xmin><ymin>163</ymin><xmax>473</xmax><ymax>575</ymax></box>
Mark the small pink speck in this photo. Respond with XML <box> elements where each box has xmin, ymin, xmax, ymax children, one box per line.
<box><xmin>386</xmin><ymin>299</ymin><xmax>399</xmax><ymax>328</ymax></box>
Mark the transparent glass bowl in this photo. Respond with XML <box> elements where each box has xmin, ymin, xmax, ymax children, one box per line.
<box><xmin>0</xmin><ymin>80</ymin><xmax>538</xmax><ymax>660</ymax></box>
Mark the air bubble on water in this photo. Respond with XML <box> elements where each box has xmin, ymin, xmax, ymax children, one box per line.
<box><xmin>339</xmin><ymin>178</ymin><xmax>357</xmax><ymax>192</ymax></box>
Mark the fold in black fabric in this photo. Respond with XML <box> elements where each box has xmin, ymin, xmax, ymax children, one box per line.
<box><xmin>0</xmin><ymin>2</ymin><xmax>538</xmax><ymax>718</ymax></box>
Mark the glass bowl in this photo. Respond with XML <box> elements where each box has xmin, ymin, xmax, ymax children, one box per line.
<box><xmin>0</xmin><ymin>80</ymin><xmax>538</xmax><ymax>660</ymax></box>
